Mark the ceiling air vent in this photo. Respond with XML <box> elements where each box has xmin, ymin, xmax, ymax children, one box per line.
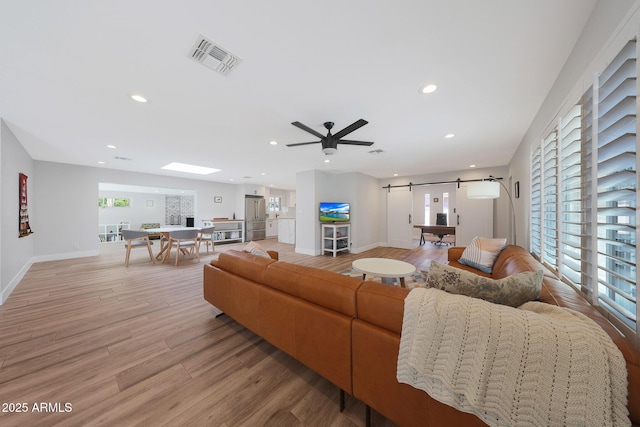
<box><xmin>189</xmin><ymin>34</ymin><xmax>241</xmax><ymax>76</ymax></box>
<box><xmin>368</xmin><ymin>149</ymin><xmax>385</xmax><ymax>155</ymax></box>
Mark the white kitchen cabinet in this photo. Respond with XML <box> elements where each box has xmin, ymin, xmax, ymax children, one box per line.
<box><xmin>266</xmin><ymin>219</ymin><xmax>278</xmax><ymax>237</ymax></box>
<box><xmin>278</xmin><ymin>219</ymin><xmax>295</xmax><ymax>244</ymax></box>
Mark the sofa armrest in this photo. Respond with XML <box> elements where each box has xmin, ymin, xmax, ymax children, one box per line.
<box><xmin>448</xmin><ymin>246</ymin><xmax>465</xmax><ymax>262</ymax></box>
<box><xmin>267</xmin><ymin>250</ymin><xmax>279</xmax><ymax>261</ymax></box>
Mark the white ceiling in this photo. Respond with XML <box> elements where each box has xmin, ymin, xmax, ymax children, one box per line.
<box><xmin>0</xmin><ymin>0</ymin><xmax>597</xmax><ymax>190</ymax></box>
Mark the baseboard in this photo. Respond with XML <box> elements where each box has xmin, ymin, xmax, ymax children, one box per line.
<box><xmin>31</xmin><ymin>250</ymin><xmax>99</xmax><ymax>263</ymax></box>
<box><xmin>351</xmin><ymin>242</ymin><xmax>384</xmax><ymax>254</ymax></box>
<box><xmin>1</xmin><ymin>250</ymin><xmax>99</xmax><ymax>305</ymax></box>
<box><xmin>295</xmin><ymin>247</ymin><xmax>319</xmax><ymax>256</ymax></box>
<box><xmin>0</xmin><ymin>260</ymin><xmax>33</xmax><ymax>305</ymax></box>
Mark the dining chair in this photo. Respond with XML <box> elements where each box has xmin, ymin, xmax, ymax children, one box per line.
<box><xmin>198</xmin><ymin>226</ymin><xmax>216</xmax><ymax>253</ymax></box>
<box><xmin>163</xmin><ymin>229</ymin><xmax>200</xmax><ymax>265</ymax></box>
<box><xmin>122</xmin><ymin>230</ymin><xmax>155</xmax><ymax>267</ymax></box>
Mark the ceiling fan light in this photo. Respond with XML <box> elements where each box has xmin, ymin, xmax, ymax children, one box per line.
<box><xmin>322</xmin><ymin>147</ymin><xmax>337</xmax><ymax>155</ymax></box>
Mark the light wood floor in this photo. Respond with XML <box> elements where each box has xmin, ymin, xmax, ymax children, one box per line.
<box><xmin>0</xmin><ymin>238</ymin><xmax>449</xmax><ymax>426</ymax></box>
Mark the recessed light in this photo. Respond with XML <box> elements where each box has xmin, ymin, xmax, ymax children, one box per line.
<box><xmin>445</xmin><ymin>133</ymin><xmax>455</xmax><ymax>139</ymax></box>
<box><xmin>393</xmin><ymin>173</ymin><xmax>399</xmax><ymax>177</ymax></box>
<box><xmin>469</xmin><ymin>164</ymin><xmax>476</xmax><ymax>168</ymax></box>
<box><xmin>261</xmin><ymin>172</ymin><xmax>266</xmax><ymax>176</ymax></box>
<box><xmin>229</xmin><ymin>178</ymin><xmax>234</xmax><ymax>181</ymax></box>
<box><xmin>131</xmin><ymin>94</ymin><xmax>148</xmax><ymax>103</ymax></box>
<box><xmin>421</xmin><ymin>84</ymin><xmax>437</xmax><ymax>94</ymax></box>
<box><xmin>324</xmin><ymin>159</ymin><xmax>330</xmax><ymax>163</ymax></box>
<box><xmin>161</xmin><ymin>162</ymin><xmax>220</xmax><ymax>175</ymax></box>
<box><xmin>106</xmin><ymin>144</ymin><xmax>117</xmax><ymax>149</ymax></box>
<box><xmin>269</xmin><ymin>141</ymin><xmax>278</xmax><ymax>145</ymax></box>
<box><xmin>97</xmin><ymin>161</ymin><xmax>106</xmax><ymax>165</ymax></box>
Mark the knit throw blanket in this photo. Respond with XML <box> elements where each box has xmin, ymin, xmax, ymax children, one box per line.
<box><xmin>397</xmin><ymin>288</ymin><xmax>630</xmax><ymax>427</ymax></box>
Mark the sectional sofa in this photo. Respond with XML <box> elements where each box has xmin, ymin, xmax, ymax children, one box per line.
<box><xmin>203</xmin><ymin>247</ymin><xmax>640</xmax><ymax>427</ymax></box>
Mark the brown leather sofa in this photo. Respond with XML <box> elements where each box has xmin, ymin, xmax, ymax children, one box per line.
<box><xmin>204</xmin><ymin>247</ymin><xmax>640</xmax><ymax>427</ymax></box>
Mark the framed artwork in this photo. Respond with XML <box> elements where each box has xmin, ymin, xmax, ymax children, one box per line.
<box><xmin>433</xmin><ymin>197</ymin><xmax>439</xmax><ymax>203</ymax></box>
<box><xmin>19</xmin><ymin>173</ymin><xmax>33</xmax><ymax>237</ymax></box>
<box><xmin>214</xmin><ymin>196</ymin><xmax>222</xmax><ymax>203</ymax></box>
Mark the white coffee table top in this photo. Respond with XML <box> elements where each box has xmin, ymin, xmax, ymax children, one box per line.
<box><xmin>352</xmin><ymin>258</ymin><xmax>417</xmax><ymax>278</ymax></box>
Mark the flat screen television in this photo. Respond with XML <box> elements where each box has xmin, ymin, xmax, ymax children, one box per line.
<box><xmin>319</xmin><ymin>202</ymin><xmax>350</xmax><ymax>222</ymax></box>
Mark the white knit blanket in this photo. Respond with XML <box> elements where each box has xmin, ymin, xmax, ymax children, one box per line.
<box><xmin>397</xmin><ymin>288</ymin><xmax>630</xmax><ymax>427</ymax></box>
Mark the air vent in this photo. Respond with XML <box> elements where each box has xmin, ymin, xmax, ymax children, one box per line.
<box><xmin>368</xmin><ymin>149</ymin><xmax>385</xmax><ymax>154</ymax></box>
<box><xmin>114</xmin><ymin>156</ymin><xmax>132</xmax><ymax>161</ymax></box>
<box><xmin>189</xmin><ymin>34</ymin><xmax>241</xmax><ymax>76</ymax></box>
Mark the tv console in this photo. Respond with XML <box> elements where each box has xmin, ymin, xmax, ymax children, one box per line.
<box><xmin>322</xmin><ymin>223</ymin><xmax>351</xmax><ymax>257</ymax></box>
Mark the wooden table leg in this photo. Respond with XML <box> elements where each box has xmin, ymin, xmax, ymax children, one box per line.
<box><xmin>399</xmin><ymin>277</ymin><xmax>406</xmax><ymax>288</ymax></box>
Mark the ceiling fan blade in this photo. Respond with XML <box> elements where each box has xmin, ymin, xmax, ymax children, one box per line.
<box><xmin>291</xmin><ymin>121</ymin><xmax>326</xmax><ymax>139</ymax></box>
<box><xmin>332</xmin><ymin>119</ymin><xmax>368</xmax><ymax>140</ymax></box>
<box><xmin>286</xmin><ymin>141</ymin><xmax>321</xmax><ymax>147</ymax></box>
<box><xmin>337</xmin><ymin>140</ymin><xmax>374</xmax><ymax>146</ymax></box>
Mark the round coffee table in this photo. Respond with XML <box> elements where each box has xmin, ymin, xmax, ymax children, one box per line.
<box><xmin>352</xmin><ymin>258</ymin><xmax>417</xmax><ymax>288</ymax></box>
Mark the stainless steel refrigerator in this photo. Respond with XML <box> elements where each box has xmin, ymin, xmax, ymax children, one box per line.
<box><xmin>245</xmin><ymin>196</ymin><xmax>266</xmax><ymax>241</ymax></box>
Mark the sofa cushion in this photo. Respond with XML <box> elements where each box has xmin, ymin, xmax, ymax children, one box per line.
<box><xmin>458</xmin><ymin>236</ymin><xmax>507</xmax><ymax>273</ymax></box>
<box><xmin>425</xmin><ymin>261</ymin><xmax>543</xmax><ymax>307</ymax></box>
<box><xmin>212</xmin><ymin>250</ymin><xmax>276</xmax><ymax>283</ymax></box>
<box><xmin>243</xmin><ymin>241</ymin><xmax>271</xmax><ymax>258</ymax></box>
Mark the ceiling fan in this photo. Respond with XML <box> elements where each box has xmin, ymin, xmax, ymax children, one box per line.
<box><xmin>287</xmin><ymin>119</ymin><xmax>374</xmax><ymax>155</ymax></box>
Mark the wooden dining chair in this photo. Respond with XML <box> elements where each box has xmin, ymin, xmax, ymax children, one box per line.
<box><xmin>163</xmin><ymin>229</ymin><xmax>200</xmax><ymax>265</ymax></box>
<box><xmin>122</xmin><ymin>230</ymin><xmax>155</xmax><ymax>267</ymax></box>
<box><xmin>198</xmin><ymin>226</ymin><xmax>216</xmax><ymax>253</ymax></box>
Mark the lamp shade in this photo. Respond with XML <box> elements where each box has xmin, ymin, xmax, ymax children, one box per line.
<box><xmin>467</xmin><ymin>181</ymin><xmax>500</xmax><ymax>199</ymax></box>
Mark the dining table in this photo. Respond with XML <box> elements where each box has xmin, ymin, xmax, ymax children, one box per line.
<box><xmin>144</xmin><ymin>226</ymin><xmax>202</xmax><ymax>261</ymax></box>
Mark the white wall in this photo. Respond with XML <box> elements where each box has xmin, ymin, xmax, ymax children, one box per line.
<box><xmin>98</xmin><ymin>190</ymin><xmax>167</xmax><ymax>229</ymax></box>
<box><xmin>31</xmin><ymin>161</ymin><xmax>244</xmax><ymax>259</ymax></box>
<box><xmin>378</xmin><ymin>166</ymin><xmax>510</xmax><ymax>242</ymax></box>
<box><xmin>1</xmin><ymin>120</ymin><xmax>35</xmax><ymax>303</ymax></box>
<box><xmin>295</xmin><ymin>170</ymin><xmax>383</xmax><ymax>255</ymax></box>
<box><xmin>508</xmin><ymin>0</ymin><xmax>638</xmax><ymax>251</ymax></box>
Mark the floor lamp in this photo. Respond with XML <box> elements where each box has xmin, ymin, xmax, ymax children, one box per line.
<box><xmin>466</xmin><ymin>176</ymin><xmax>517</xmax><ymax>244</ymax></box>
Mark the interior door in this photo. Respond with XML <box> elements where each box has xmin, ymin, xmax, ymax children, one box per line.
<box><xmin>386</xmin><ymin>187</ymin><xmax>414</xmax><ymax>249</ymax></box>
<box><xmin>455</xmin><ymin>182</ymin><xmax>493</xmax><ymax>246</ymax></box>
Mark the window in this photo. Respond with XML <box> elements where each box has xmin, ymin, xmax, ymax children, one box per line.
<box><xmin>593</xmin><ymin>39</ymin><xmax>637</xmax><ymax>330</ymax></box>
<box><xmin>542</xmin><ymin>130</ymin><xmax>559</xmax><ymax>270</ymax></box>
<box><xmin>98</xmin><ymin>198</ymin><xmax>130</xmax><ymax>207</ymax></box>
<box><xmin>559</xmin><ymin>104</ymin><xmax>583</xmax><ymax>287</ymax></box>
<box><xmin>530</xmin><ymin>145</ymin><xmax>542</xmax><ymax>259</ymax></box>
<box><xmin>424</xmin><ymin>194</ymin><xmax>431</xmax><ymax>225</ymax></box>
<box><xmin>442</xmin><ymin>192</ymin><xmax>449</xmax><ymax>223</ymax></box>
<box><xmin>530</xmin><ymin>37</ymin><xmax>638</xmax><ymax>338</ymax></box>
<box><xmin>268</xmin><ymin>196</ymin><xmax>281</xmax><ymax>212</ymax></box>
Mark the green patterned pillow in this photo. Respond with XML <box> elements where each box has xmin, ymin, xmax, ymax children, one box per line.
<box><xmin>425</xmin><ymin>261</ymin><xmax>543</xmax><ymax>307</ymax></box>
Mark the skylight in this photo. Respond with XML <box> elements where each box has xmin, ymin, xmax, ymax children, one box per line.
<box><xmin>161</xmin><ymin>162</ymin><xmax>220</xmax><ymax>175</ymax></box>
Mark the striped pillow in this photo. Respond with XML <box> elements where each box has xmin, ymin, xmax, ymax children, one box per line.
<box><xmin>458</xmin><ymin>236</ymin><xmax>507</xmax><ymax>274</ymax></box>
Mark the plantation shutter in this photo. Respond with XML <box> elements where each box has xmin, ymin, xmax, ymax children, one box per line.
<box><xmin>542</xmin><ymin>130</ymin><xmax>559</xmax><ymax>269</ymax></box>
<box><xmin>530</xmin><ymin>144</ymin><xmax>542</xmax><ymax>259</ymax></box>
<box><xmin>559</xmin><ymin>104</ymin><xmax>583</xmax><ymax>286</ymax></box>
<box><xmin>594</xmin><ymin>38</ymin><xmax>637</xmax><ymax>330</ymax></box>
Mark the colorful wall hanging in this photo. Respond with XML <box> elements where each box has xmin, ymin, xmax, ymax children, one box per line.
<box><xmin>19</xmin><ymin>173</ymin><xmax>33</xmax><ymax>237</ymax></box>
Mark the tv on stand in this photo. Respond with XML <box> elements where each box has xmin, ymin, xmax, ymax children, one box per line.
<box><xmin>319</xmin><ymin>202</ymin><xmax>350</xmax><ymax>223</ymax></box>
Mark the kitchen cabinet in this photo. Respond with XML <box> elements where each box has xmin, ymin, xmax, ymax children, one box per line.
<box><xmin>266</xmin><ymin>219</ymin><xmax>278</xmax><ymax>237</ymax></box>
<box><xmin>278</xmin><ymin>219</ymin><xmax>295</xmax><ymax>244</ymax></box>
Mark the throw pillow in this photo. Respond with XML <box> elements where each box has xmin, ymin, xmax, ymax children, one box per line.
<box><xmin>425</xmin><ymin>261</ymin><xmax>543</xmax><ymax>307</ymax></box>
<box><xmin>458</xmin><ymin>236</ymin><xmax>507</xmax><ymax>273</ymax></box>
<box><xmin>243</xmin><ymin>241</ymin><xmax>271</xmax><ymax>258</ymax></box>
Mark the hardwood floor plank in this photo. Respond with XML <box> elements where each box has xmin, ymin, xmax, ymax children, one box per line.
<box><xmin>0</xmin><ymin>238</ymin><xmax>444</xmax><ymax>425</ymax></box>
